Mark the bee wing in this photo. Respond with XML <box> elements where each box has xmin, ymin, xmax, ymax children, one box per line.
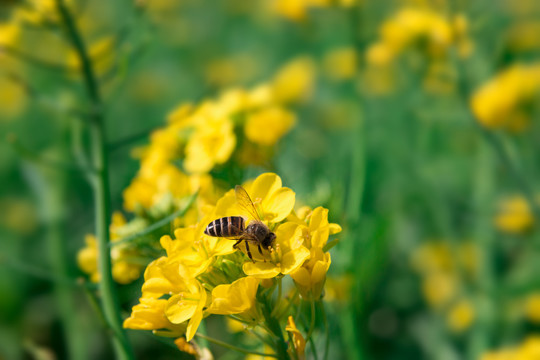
<box><xmin>235</xmin><ymin>185</ymin><xmax>262</xmax><ymax>222</ymax></box>
<box><xmin>220</xmin><ymin>233</ymin><xmax>259</xmax><ymax>242</ymax></box>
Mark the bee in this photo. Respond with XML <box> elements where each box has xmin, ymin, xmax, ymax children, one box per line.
<box><xmin>204</xmin><ymin>185</ymin><xmax>276</xmax><ymax>261</ymax></box>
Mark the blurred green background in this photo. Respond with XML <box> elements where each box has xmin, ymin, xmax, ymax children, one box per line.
<box><xmin>2</xmin><ymin>0</ymin><xmax>540</xmax><ymax>359</ymax></box>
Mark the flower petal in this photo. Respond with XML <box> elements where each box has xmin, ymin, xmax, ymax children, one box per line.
<box><xmin>243</xmin><ymin>262</ymin><xmax>281</xmax><ymax>278</ymax></box>
<box><xmin>281</xmin><ymin>246</ymin><xmax>310</xmax><ymax>274</ymax></box>
<box><xmin>263</xmin><ymin>187</ymin><xmax>295</xmax><ymax>223</ymax></box>
<box><xmin>250</xmin><ymin>173</ymin><xmax>282</xmax><ymax>203</ymax></box>
<box><xmin>165</xmin><ymin>294</ymin><xmax>198</xmax><ymax>324</ymax></box>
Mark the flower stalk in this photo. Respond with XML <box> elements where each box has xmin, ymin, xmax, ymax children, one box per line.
<box><xmin>54</xmin><ymin>0</ymin><xmax>134</xmax><ymax>359</ymax></box>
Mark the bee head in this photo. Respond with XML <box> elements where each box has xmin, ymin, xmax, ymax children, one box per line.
<box><xmin>263</xmin><ymin>231</ymin><xmax>276</xmax><ymax>248</ymax></box>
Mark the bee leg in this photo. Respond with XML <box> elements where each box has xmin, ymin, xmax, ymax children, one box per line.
<box><xmin>245</xmin><ymin>242</ymin><xmax>254</xmax><ymax>262</ymax></box>
<box><xmin>257</xmin><ymin>244</ymin><xmax>266</xmax><ymax>262</ymax></box>
<box><xmin>233</xmin><ymin>240</ymin><xmax>242</xmax><ymax>249</ymax></box>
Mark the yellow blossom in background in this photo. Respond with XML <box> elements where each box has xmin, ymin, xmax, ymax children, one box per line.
<box><xmin>494</xmin><ymin>196</ymin><xmax>535</xmax><ymax>234</ymax></box>
<box><xmin>184</xmin><ymin>117</ymin><xmax>236</xmax><ymax>174</ymax></box>
<box><xmin>411</xmin><ymin>242</ymin><xmax>453</xmax><ymax>274</ymax></box>
<box><xmin>0</xmin><ymin>76</ymin><xmax>27</xmax><ymax>119</ymax></box>
<box><xmin>0</xmin><ymin>22</ymin><xmax>20</xmax><ymax>47</ymax></box>
<box><xmin>447</xmin><ymin>299</ymin><xmax>475</xmax><ymax>332</ymax></box>
<box><xmin>77</xmin><ymin>234</ymin><xmax>99</xmax><ymax>283</ymax></box>
<box><xmin>525</xmin><ymin>293</ymin><xmax>540</xmax><ymax>323</ymax></box>
<box><xmin>244</xmin><ymin>106</ymin><xmax>296</xmax><ymax>146</ymax></box>
<box><xmin>322</xmin><ymin>47</ymin><xmax>358</xmax><ymax>81</ymax></box>
<box><xmin>422</xmin><ymin>272</ymin><xmax>457</xmax><ymax>308</ymax></box>
<box><xmin>366</xmin><ymin>9</ymin><xmax>472</xmax><ymax>69</ymax></box>
<box><xmin>471</xmin><ymin>63</ymin><xmax>540</xmax><ymax>131</ymax></box>
<box><xmin>481</xmin><ymin>336</ymin><xmax>540</xmax><ymax>360</ymax></box>
<box><xmin>67</xmin><ymin>36</ymin><xmax>116</xmax><ymax>76</ymax></box>
<box><xmin>78</xmin><ymin>212</ymin><xmax>144</xmax><ymax>284</ymax></box>
<box><xmin>286</xmin><ymin>316</ymin><xmax>306</xmax><ymax>359</ymax></box>
<box><xmin>272</xmin><ymin>56</ymin><xmax>316</xmax><ymax>104</ymax></box>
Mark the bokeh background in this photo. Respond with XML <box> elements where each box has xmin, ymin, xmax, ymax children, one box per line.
<box><xmin>2</xmin><ymin>0</ymin><xmax>540</xmax><ymax>359</ymax></box>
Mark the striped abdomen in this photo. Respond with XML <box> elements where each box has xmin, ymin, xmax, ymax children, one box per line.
<box><xmin>204</xmin><ymin>216</ymin><xmax>245</xmax><ymax>237</ymax></box>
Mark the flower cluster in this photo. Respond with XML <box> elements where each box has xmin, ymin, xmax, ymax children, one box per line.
<box><xmin>366</xmin><ymin>8</ymin><xmax>472</xmax><ymax>68</ymax></box>
<box><xmin>481</xmin><ymin>336</ymin><xmax>540</xmax><ymax>360</ymax></box>
<box><xmin>411</xmin><ymin>241</ymin><xmax>477</xmax><ymax>332</ymax></box>
<box><xmin>271</xmin><ymin>0</ymin><xmax>356</xmax><ymax>22</ymax></box>
<box><xmin>76</xmin><ymin>56</ymin><xmax>309</xmax><ymax>284</ymax></box>
<box><xmin>471</xmin><ymin>63</ymin><xmax>540</xmax><ymax>131</ymax></box>
<box><xmin>124</xmin><ymin>172</ymin><xmax>341</xmax><ymax>355</ymax></box>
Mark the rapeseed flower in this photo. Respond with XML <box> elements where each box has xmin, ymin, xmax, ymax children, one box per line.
<box><xmin>471</xmin><ymin>63</ymin><xmax>540</xmax><ymax>131</ymax></box>
<box><xmin>124</xmin><ymin>172</ymin><xmax>341</xmax><ymax>354</ymax></box>
<box><xmin>244</xmin><ymin>106</ymin><xmax>296</xmax><ymax>146</ymax></box>
<box><xmin>447</xmin><ymin>299</ymin><xmax>475</xmax><ymax>332</ymax></box>
<box><xmin>494</xmin><ymin>195</ymin><xmax>535</xmax><ymax>234</ymax></box>
<box><xmin>78</xmin><ymin>212</ymin><xmax>144</xmax><ymax>284</ymax></box>
<box><xmin>286</xmin><ymin>316</ymin><xmax>306</xmax><ymax>359</ymax></box>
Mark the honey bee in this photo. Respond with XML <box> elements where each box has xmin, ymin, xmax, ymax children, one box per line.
<box><xmin>204</xmin><ymin>185</ymin><xmax>276</xmax><ymax>261</ymax></box>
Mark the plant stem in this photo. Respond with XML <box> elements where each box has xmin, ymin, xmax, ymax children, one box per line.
<box><xmin>112</xmin><ymin>191</ymin><xmax>198</xmax><ymax>247</ymax></box>
<box><xmin>55</xmin><ymin>1</ymin><xmax>134</xmax><ymax>359</ymax></box>
<box><xmin>195</xmin><ymin>334</ymin><xmax>279</xmax><ymax>358</ymax></box>
<box><xmin>261</xmin><ymin>296</ymin><xmax>291</xmax><ymax>359</ymax></box>
<box><xmin>306</xmin><ymin>299</ymin><xmax>316</xmax><ymax>341</ymax></box>
<box><xmin>321</xmin><ymin>302</ymin><xmax>330</xmax><ymax>360</ymax></box>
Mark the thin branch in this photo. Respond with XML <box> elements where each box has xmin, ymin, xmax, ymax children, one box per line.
<box><xmin>195</xmin><ymin>333</ymin><xmax>279</xmax><ymax>358</ymax></box>
<box><xmin>111</xmin><ymin>191</ymin><xmax>199</xmax><ymax>247</ymax></box>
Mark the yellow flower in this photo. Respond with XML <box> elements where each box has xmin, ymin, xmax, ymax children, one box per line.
<box><xmin>272</xmin><ymin>56</ymin><xmax>316</xmax><ymax>104</ymax></box>
<box><xmin>77</xmin><ymin>234</ymin><xmax>99</xmax><ymax>283</ymax></box>
<box><xmin>366</xmin><ymin>43</ymin><xmax>396</xmax><ymax>67</ymax></box>
<box><xmin>244</xmin><ymin>106</ymin><xmax>296</xmax><ymax>146</ymax></box>
<box><xmin>494</xmin><ymin>196</ymin><xmax>534</xmax><ymax>234</ymax></box>
<box><xmin>174</xmin><ymin>338</ymin><xmax>198</xmax><ymax>357</ymax></box>
<box><xmin>290</xmin><ymin>247</ymin><xmax>331</xmax><ymax>299</ymax></box>
<box><xmin>160</xmin><ymin>220</ymin><xmax>235</xmax><ymax>277</ymax></box>
<box><xmin>285</xmin><ymin>316</ymin><xmax>306</xmax><ymax>359</ymax></box>
<box><xmin>272</xmin><ymin>0</ymin><xmax>308</xmax><ymax>21</ymax></box>
<box><xmin>215</xmin><ymin>172</ymin><xmax>296</xmax><ymax>224</ymax></box>
<box><xmin>471</xmin><ymin>64</ymin><xmax>540</xmax><ymax>131</ymax></box>
<box><xmin>166</xmin><ymin>280</ymin><xmax>208</xmax><ymax>341</ymax></box>
<box><xmin>207</xmin><ymin>277</ymin><xmax>260</xmax><ymax>318</ymax></box>
<box><xmin>112</xmin><ymin>261</ymin><xmax>142</xmax><ymax>285</ymax></box>
<box><xmin>303</xmin><ymin>206</ymin><xmax>342</xmax><ymax>248</ymax></box>
<box><xmin>123</xmin><ymin>296</ymin><xmax>179</xmax><ymax>331</ymax></box>
<box><xmin>184</xmin><ymin>117</ymin><xmax>236</xmax><ymax>174</ymax></box>
<box><xmin>67</xmin><ymin>36</ymin><xmax>116</xmax><ymax>76</ymax></box>
<box><xmin>422</xmin><ymin>272</ymin><xmax>457</xmax><ymax>308</ymax></box>
<box><xmin>525</xmin><ymin>293</ymin><xmax>540</xmax><ymax>323</ymax></box>
<box><xmin>141</xmin><ymin>257</ymin><xmax>193</xmax><ymax>296</ymax></box>
<box><xmin>0</xmin><ymin>76</ymin><xmax>27</xmax><ymax>119</ymax></box>
<box><xmin>242</xmin><ymin>222</ymin><xmax>310</xmax><ymax>278</ymax></box>
<box><xmin>0</xmin><ymin>22</ymin><xmax>20</xmax><ymax>47</ymax></box>
<box><xmin>322</xmin><ymin>47</ymin><xmax>358</xmax><ymax>81</ymax></box>
<box><xmin>447</xmin><ymin>299</ymin><xmax>475</xmax><ymax>332</ymax></box>
<box><xmin>411</xmin><ymin>242</ymin><xmax>453</xmax><ymax>274</ymax></box>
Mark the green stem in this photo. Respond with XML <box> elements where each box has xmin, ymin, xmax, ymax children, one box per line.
<box><xmin>55</xmin><ymin>1</ymin><xmax>134</xmax><ymax>359</ymax></box>
<box><xmin>111</xmin><ymin>191</ymin><xmax>198</xmax><ymax>247</ymax></box>
<box><xmin>320</xmin><ymin>301</ymin><xmax>329</xmax><ymax>360</ymax></box>
<box><xmin>306</xmin><ymin>299</ymin><xmax>316</xmax><ymax>341</ymax></box>
<box><xmin>261</xmin><ymin>296</ymin><xmax>291</xmax><ymax>359</ymax></box>
<box><xmin>195</xmin><ymin>334</ymin><xmax>278</xmax><ymax>358</ymax></box>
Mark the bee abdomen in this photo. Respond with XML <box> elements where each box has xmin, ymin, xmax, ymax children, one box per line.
<box><xmin>204</xmin><ymin>216</ymin><xmax>244</xmax><ymax>237</ymax></box>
